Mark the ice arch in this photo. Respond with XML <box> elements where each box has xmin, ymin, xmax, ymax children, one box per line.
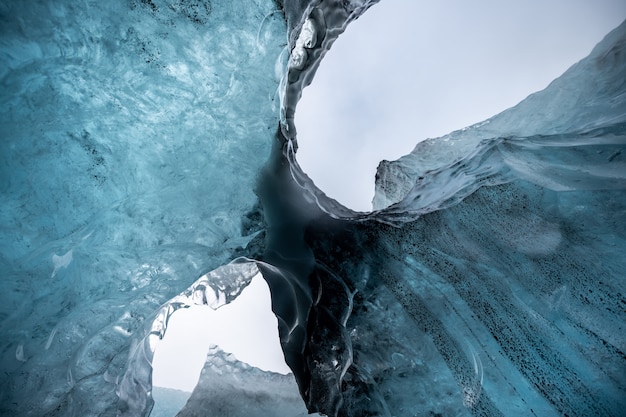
<box><xmin>119</xmin><ymin>259</ymin><xmax>314</xmax><ymax>415</ymax></box>
<box><xmin>1</xmin><ymin>1</ymin><xmax>625</xmax><ymax>417</ymax></box>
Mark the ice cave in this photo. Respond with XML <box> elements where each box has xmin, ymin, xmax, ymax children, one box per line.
<box><xmin>1</xmin><ymin>0</ymin><xmax>625</xmax><ymax>416</ymax></box>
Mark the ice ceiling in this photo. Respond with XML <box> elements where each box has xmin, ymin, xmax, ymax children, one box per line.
<box><xmin>1</xmin><ymin>1</ymin><xmax>625</xmax><ymax>416</ymax></box>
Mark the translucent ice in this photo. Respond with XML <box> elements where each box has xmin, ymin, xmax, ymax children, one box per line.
<box><xmin>0</xmin><ymin>0</ymin><xmax>285</xmax><ymax>415</ymax></box>
<box><xmin>1</xmin><ymin>0</ymin><xmax>625</xmax><ymax>416</ymax></box>
<box><xmin>262</xmin><ymin>10</ymin><xmax>626</xmax><ymax>416</ymax></box>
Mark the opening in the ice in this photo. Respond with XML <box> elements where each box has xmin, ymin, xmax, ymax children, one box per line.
<box><xmin>295</xmin><ymin>0</ymin><xmax>617</xmax><ymax>212</ymax></box>
<box><xmin>150</xmin><ymin>273</ymin><xmax>292</xmax><ymax>416</ymax></box>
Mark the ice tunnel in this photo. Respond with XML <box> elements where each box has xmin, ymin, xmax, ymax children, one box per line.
<box><xmin>1</xmin><ymin>0</ymin><xmax>625</xmax><ymax>416</ymax></box>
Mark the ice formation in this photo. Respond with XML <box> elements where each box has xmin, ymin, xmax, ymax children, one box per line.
<box><xmin>1</xmin><ymin>1</ymin><xmax>625</xmax><ymax>417</ymax></box>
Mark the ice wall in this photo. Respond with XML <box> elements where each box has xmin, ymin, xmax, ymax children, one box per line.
<box><xmin>0</xmin><ymin>0</ymin><xmax>285</xmax><ymax>415</ymax></box>
<box><xmin>258</xmin><ymin>8</ymin><xmax>626</xmax><ymax>416</ymax></box>
<box><xmin>250</xmin><ymin>3</ymin><xmax>625</xmax><ymax>415</ymax></box>
<box><xmin>1</xmin><ymin>0</ymin><xmax>625</xmax><ymax>416</ymax></box>
<box><xmin>175</xmin><ymin>345</ymin><xmax>310</xmax><ymax>417</ymax></box>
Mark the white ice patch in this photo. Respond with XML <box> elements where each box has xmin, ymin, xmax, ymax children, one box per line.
<box><xmin>51</xmin><ymin>250</ymin><xmax>73</xmax><ymax>278</ymax></box>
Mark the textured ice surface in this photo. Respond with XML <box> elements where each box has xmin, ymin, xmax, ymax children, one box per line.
<box><xmin>174</xmin><ymin>345</ymin><xmax>312</xmax><ymax>417</ymax></box>
<box><xmin>0</xmin><ymin>0</ymin><xmax>285</xmax><ymax>415</ymax></box>
<box><xmin>1</xmin><ymin>0</ymin><xmax>625</xmax><ymax>416</ymax></box>
<box><xmin>263</xmin><ymin>11</ymin><xmax>626</xmax><ymax>416</ymax></box>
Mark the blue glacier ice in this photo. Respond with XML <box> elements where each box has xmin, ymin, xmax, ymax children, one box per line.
<box><xmin>1</xmin><ymin>0</ymin><xmax>625</xmax><ymax>416</ymax></box>
<box><xmin>0</xmin><ymin>0</ymin><xmax>286</xmax><ymax>415</ymax></box>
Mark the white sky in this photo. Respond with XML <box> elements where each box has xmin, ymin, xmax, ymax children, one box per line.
<box><xmin>296</xmin><ymin>0</ymin><xmax>626</xmax><ymax>211</ymax></box>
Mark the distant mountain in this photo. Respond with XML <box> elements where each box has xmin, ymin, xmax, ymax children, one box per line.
<box><xmin>151</xmin><ymin>387</ymin><xmax>192</xmax><ymax>417</ymax></box>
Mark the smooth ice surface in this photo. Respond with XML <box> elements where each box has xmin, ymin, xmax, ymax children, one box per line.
<box><xmin>2</xmin><ymin>0</ymin><xmax>625</xmax><ymax>417</ymax></box>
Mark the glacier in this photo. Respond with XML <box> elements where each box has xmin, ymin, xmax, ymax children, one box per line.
<box><xmin>1</xmin><ymin>1</ymin><xmax>625</xmax><ymax>417</ymax></box>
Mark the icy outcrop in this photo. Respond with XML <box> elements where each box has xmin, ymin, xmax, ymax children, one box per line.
<box><xmin>259</xmin><ymin>127</ymin><xmax>626</xmax><ymax>415</ymax></box>
<box><xmin>279</xmin><ymin>0</ymin><xmax>381</xmax><ymax>142</ymax></box>
<box><xmin>1</xmin><ymin>0</ymin><xmax>625</xmax><ymax>416</ymax></box>
<box><xmin>373</xmin><ymin>19</ymin><xmax>626</xmax><ymax>209</ymax></box>
<box><xmin>257</xmin><ymin>10</ymin><xmax>626</xmax><ymax>416</ymax></box>
<box><xmin>174</xmin><ymin>346</ymin><xmax>312</xmax><ymax>417</ymax></box>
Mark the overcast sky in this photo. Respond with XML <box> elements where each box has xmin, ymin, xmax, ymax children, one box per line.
<box><xmin>296</xmin><ymin>0</ymin><xmax>626</xmax><ymax>211</ymax></box>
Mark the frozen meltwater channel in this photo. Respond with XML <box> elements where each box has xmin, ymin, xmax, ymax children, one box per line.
<box><xmin>295</xmin><ymin>0</ymin><xmax>626</xmax><ymax>211</ymax></box>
